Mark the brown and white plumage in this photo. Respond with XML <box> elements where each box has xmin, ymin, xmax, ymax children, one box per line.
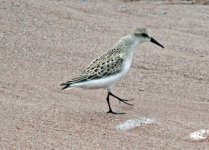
<box><xmin>61</xmin><ymin>27</ymin><xmax>164</xmax><ymax>114</ymax></box>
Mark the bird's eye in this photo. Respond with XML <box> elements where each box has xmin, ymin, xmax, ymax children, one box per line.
<box><xmin>141</xmin><ymin>33</ymin><xmax>147</xmax><ymax>37</ymax></box>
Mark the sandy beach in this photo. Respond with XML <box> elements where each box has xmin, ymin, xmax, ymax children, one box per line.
<box><xmin>0</xmin><ymin>0</ymin><xmax>209</xmax><ymax>149</ymax></box>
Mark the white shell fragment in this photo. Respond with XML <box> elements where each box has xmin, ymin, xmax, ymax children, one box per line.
<box><xmin>116</xmin><ymin>118</ymin><xmax>155</xmax><ymax>131</ymax></box>
<box><xmin>189</xmin><ymin>129</ymin><xmax>209</xmax><ymax>142</ymax></box>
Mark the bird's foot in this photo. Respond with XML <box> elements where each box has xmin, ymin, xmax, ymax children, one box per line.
<box><xmin>118</xmin><ymin>99</ymin><xmax>133</xmax><ymax>106</ymax></box>
<box><xmin>106</xmin><ymin>110</ymin><xmax>125</xmax><ymax>115</ymax></box>
<box><xmin>120</xmin><ymin>98</ymin><xmax>133</xmax><ymax>102</ymax></box>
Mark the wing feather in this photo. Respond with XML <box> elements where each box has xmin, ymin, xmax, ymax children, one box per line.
<box><xmin>62</xmin><ymin>47</ymin><xmax>125</xmax><ymax>86</ymax></box>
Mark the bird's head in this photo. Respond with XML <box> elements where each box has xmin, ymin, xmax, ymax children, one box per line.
<box><xmin>133</xmin><ymin>27</ymin><xmax>164</xmax><ymax>48</ymax></box>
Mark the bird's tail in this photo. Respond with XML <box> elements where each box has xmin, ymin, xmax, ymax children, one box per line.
<box><xmin>61</xmin><ymin>76</ymin><xmax>87</xmax><ymax>90</ymax></box>
<box><xmin>60</xmin><ymin>82</ymin><xmax>72</xmax><ymax>90</ymax></box>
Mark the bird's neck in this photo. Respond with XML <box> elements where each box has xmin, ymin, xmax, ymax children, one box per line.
<box><xmin>129</xmin><ymin>34</ymin><xmax>143</xmax><ymax>50</ymax></box>
<box><xmin>118</xmin><ymin>35</ymin><xmax>141</xmax><ymax>56</ymax></box>
<box><xmin>113</xmin><ymin>35</ymin><xmax>140</xmax><ymax>62</ymax></box>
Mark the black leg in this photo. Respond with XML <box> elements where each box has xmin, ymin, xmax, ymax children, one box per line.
<box><xmin>106</xmin><ymin>93</ymin><xmax>114</xmax><ymax>114</ymax></box>
<box><xmin>106</xmin><ymin>92</ymin><xmax>125</xmax><ymax>114</ymax></box>
<box><xmin>109</xmin><ymin>92</ymin><xmax>133</xmax><ymax>106</ymax></box>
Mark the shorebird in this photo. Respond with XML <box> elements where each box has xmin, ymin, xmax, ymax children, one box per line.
<box><xmin>61</xmin><ymin>27</ymin><xmax>164</xmax><ymax>114</ymax></box>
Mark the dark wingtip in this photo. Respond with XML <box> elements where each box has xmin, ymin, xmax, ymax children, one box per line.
<box><xmin>60</xmin><ymin>83</ymin><xmax>66</xmax><ymax>86</ymax></box>
<box><xmin>61</xmin><ymin>84</ymin><xmax>69</xmax><ymax>90</ymax></box>
<box><xmin>60</xmin><ymin>83</ymin><xmax>70</xmax><ymax>90</ymax></box>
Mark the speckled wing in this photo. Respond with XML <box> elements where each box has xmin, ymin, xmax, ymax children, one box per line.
<box><xmin>65</xmin><ymin>48</ymin><xmax>124</xmax><ymax>84</ymax></box>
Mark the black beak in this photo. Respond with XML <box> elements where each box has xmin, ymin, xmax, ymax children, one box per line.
<box><xmin>150</xmin><ymin>37</ymin><xmax>164</xmax><ymax>48</ymax></box>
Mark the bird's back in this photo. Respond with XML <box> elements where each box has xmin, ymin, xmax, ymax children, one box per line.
<box><xmin>61</xmin><ymin>35</ymin><xmax>134</xmax><ymax>89</ymax></box>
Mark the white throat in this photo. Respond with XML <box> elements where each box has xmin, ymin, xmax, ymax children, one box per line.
<box><xmin>130</xmin><ymin>35</ymin><xmax>144</xmax><ymax>51</ymax></box>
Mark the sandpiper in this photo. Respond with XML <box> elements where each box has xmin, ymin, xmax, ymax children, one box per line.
<box><xmin>61</xmin><ymin>27</ymin><xmax>164</xmax><ymax>114</ymax></box>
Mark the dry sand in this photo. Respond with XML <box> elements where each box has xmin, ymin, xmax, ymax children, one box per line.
<box><xmin>0</xmin><ymin>0</ymin><xmax>209</xmax><ymax>149</ymax></box>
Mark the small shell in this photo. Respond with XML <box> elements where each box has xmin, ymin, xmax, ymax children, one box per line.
<box><xmin>188</xmin><ymin>129</ymin><xmax>209</xmax><ymax>142</ymax></box>
<box><xmin>116</xmin><ymin>118</ymin><xmax>155</xmax><ymax>131</ymax></box>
